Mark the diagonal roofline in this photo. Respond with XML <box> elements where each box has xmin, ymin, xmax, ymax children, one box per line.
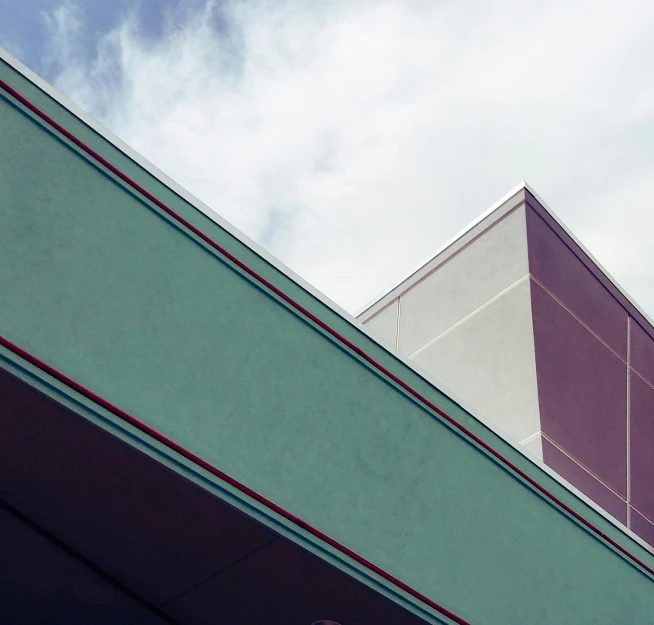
<box><xmin>522</xmin><ymin>181</ymin><xmax>654</xmax><ymax>333</ymax></box>
<box><xmin>2</xmin><ymin>46</ymin><xmax>653</xmax><ymax>558</ymax></box>
<box><xmin>355</xmin><ymin>181</ymin><xmax>528</xmax><ymax>317</ymax></box>
<box><xmin>6</xmin><ymin>45</ymin><xmax>650</xmax><ymax>334</ymax></box>
<box><xmin>356</xmin><ymin>179</ymin><xmax>654</xmax><ymax>336</ymax></box>
<box><xmin>0</xmin><ymin>46</ymin><xmax>356</xmax><ymax>325</ymax></box>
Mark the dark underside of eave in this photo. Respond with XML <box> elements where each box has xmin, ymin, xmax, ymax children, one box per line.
<box><xmin>0</xmin><ymin>365</ymin><xmax>430</xmax><ymax>625</ymax></box>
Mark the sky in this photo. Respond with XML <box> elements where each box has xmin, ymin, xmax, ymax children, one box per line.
<box><xmin>1</xmin><ymin>0</ymin><xmax>654</xmax><ymax>315</ymax></box>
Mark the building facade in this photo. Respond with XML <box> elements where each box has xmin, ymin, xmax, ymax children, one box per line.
<box><xmin>2</xmin><ymin>48</ymin><xmax>654</xmax><ymax>624</ymax></box>
<box><xmin>357</xmin><ymin>185</ymin><xmax>654</xmax><ymax>547</ymax></box>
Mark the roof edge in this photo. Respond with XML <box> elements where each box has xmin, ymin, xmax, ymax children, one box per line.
<box><xmin>522</xmin><ymin>181</ymin><xmax>654</xmax><ymax>333</ymax></box>
<box><xmin>357</xmin><ymin>180</ymin><xmax>654</xmax><ymax>336</ymax></box>
<box><xmin>0</xmin><ymin>46</ymin><xmax>356</xmax><ymax>323</ymax></box>
<box><xmin>355</xmin><ymin>181</ymin><xmax>528</xmax><ymax>317</ymax></box>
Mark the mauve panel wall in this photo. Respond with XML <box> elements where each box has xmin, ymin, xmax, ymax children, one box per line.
<box><xmin>629</xmin><ymin>371</ymin><xmax>654</xmax><ymax>523</ymax></box>
<box><xmin>526</xmin><ymin>206</ymin><xmax>627</xmax><ymax>359</ymax></box>
<box><xmin>541</xmin><ymin>439</ymin><xmax>626</xmax><ymax>524</ymax></box>
<box><xmin>630</xmin><ymin>320</ymin><xmax>654</xmax><ymax>387</ymax></box>
<box><xmin>531</xmin><ymin>281</ymin><xmax>627</xmax><ymax>497</ymax></box>
<box><xmin>630</xmin><ymin>507</ymin><xmax>654</xmax><ymax>547</ymax></box>
<box><xmin>363</xmin><ymin>299</ymin><xmax>398</xmax><ymax>349</ymax></box>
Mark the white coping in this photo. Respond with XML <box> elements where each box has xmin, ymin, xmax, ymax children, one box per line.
<box><xmin>524</xmin><ymin>182</ymin><xmax>654</xmax><ymax>332</ymax></box>
<box><xmin>356</xmin><ymin>181</ymin><xmax>529</xmax><ymax>317</ymax></box>
<box><xmin>1</xmin><ymin>46</ymin><xmax>652</xmax><ymax>556</ymax></box>
<box><xmin>357</xmin><ymin>187</ymin><xmax>528</xmax><ymax>322</ymax></box>
<box><xmin>0</xmin><ymin>47</ymin><xmax>355</xmax><ymax>327</ymax></box>
<box><xmin>357</xmin><ymin>180</ymin><xmax>654</xmax><ymax>336</ymax></box>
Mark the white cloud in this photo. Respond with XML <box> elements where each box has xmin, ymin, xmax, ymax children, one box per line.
<box><xmin>41</xmin><ymin>0</ymin><xmax>654</xmax><ymax>315</ymax></box>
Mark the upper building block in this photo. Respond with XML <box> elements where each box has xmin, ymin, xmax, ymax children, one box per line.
<box><xmin>358</xmin><ymin>183</ymin><xmax>654</xmax><ymax>545</ymax></box>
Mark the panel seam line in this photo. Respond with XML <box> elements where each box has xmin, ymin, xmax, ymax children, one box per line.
<box><xmin>530</xmin><ymin>275</ymin><xmax>626</xmax><ymax>364</ymax></box>
<box><xmin>627</xmin><ymin>316</ymin><xmax>632</xmax><ymax>528</ymax></box>
<box><xmin>408</xmin><ymin>274</ymin><xmax>530</xmax><ymax>359</ymax></box>
<box><xmin>541</xmin><ymin>433</ymin><xmax>626</xmax><ymax>502</ymax></box>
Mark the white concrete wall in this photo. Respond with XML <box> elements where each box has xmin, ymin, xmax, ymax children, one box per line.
<box><xmin>410</xmin><ymin>276</ymin><xmax>540</xmax><ymax>452</ymax></box>
<box><xmin>360</xmin><ymin>202</ymin><xmax>542</xmax><ymax>460</ymax></box>
<box><xmin>363</xmin><ymin>299</ymin><xmax>398</xmax><ymax>349</ymax></box>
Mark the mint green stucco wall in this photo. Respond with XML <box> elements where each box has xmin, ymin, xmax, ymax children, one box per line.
<box><xmin>2</xmin><ymin>59</ymin><xmax>654</xmax><ymax>625</ymax></box>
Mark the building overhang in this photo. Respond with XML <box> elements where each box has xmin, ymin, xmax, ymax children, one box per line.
<box><xmin>2</xmin><ymin>46</ymin><xmax>654</xmax><ymax>625</ymax></box>
<box><xmin>0</xmin><ymin>359</ymin><xmax>441</xmax><ymax>624</ymax></box>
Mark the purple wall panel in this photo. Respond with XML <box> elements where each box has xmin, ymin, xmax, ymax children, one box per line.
<box><xmin>629</xmin><ymin>372</ymin><xmax>654</xmax><ymax>521</ymax></box>
<box><xmin>526</xmin><ymin>206</ymin><xmax>627</xmax><ymax>358</ymax></box>
<box><xmin>630</xmin><ymin>320</ymin><xmax>654</xmax><ymax>387</ymax></box>
<box><xmin>526</xmin><ymin>191</ymin><xmax>654</xmax><ymax>340</ymax></box>
<box><xmin>541</xmin><ymin>439</ymin><xmax>626</xmax><ymax>524</ymax></box>
<box><xmin>532</xmin><ymin>281</ymin><xmax>627</xmax><ymax>496</ymax></box>
<box><xmin>630</xmin><ymin>507</ymin><xmax>654</xmax><ymax>546</ymax></box>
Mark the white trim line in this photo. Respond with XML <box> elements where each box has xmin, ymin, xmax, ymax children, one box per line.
<box><xmin>408</xmin><ymin>275</ymin><xmax>530</xmax><ymax>359</ymax></box>
<box><xmin>542</xmin><ymin>433</ymin><xmax>627</xmax><ymax>502</ymax></box>
<box><xmin>627</xmin><ymin>316</ymin><xmax>632</xmax><ymax>528</ymax></box>
<box><xmin>395</xmin><ymin>297</ymin><xmax>401</xmax><ymax>351</ymax></box>
<box><xmin>632</xmin><ymin>505</ymin><xmax>654</xmax><ymax>528</ymax></box>
<box><xmin>530</xmin><ymin>276</ymin><xmax>627</xmax><ymax>364</ymax></box>
<box><xmin>631</xmin><ymin>361</ymin><xmax>654</xmax><ymax>393</ymax></box>
<box><xmin>356</xmin><ymin>177</ymin><xmax>654</xmax><ymax>339</ymax></box>
<box><xmin>519</xmin><ymin>431</ymin><xmax>542</xmax><ymax>446</ymax></box>
<box><xmin>538</xmin><ymin>465</ymin><xmax>653</xmax><ymax>555</ymax></box>
<box><xmin>355</xmin><ymin>181</ymin><xmax>528</xmax><ymax>316</ymax></box>
<box><xmin>523</xmin><ymin>182</ymin><xmax>654</xmax><ymax>332</ymax></box>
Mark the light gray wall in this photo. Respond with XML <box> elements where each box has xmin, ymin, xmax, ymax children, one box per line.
<box><xmin>361</xmin><ymin>202</ymin><xmax>542</xmax><ymax>460</ymax></box>
<box><xmin>364</xmin><ymin>299</ymin><xmax>399</xmax><ymax>349</ymax></box>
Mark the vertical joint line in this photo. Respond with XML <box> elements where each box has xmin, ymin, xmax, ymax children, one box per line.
<box><xmin>395</xmin><ymin>297</ymin><xmax>402</xmax><ymax>351</ymax></box>
<box><xmin>626</xmin><ymin>316</ymin><xmax>632</xmax><ymax>528</ymax></box>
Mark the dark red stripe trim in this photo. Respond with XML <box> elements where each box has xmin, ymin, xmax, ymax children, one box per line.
<box><xmin>1</xmin><ymin>78</ymin><xmax>653</xmax><ymax>624</ymax></box>
<box><xmin>0</xmin><ymin>334</ymin><xmax>468</xmax><ymax>625</ymax></box>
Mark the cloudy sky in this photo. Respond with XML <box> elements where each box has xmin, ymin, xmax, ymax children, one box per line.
<box><xmin>2</xmin><ymin>0</ymin><xmax>653</xmax><ymax>315</ymax></box>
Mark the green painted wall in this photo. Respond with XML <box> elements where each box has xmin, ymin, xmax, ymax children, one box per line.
<box><xmin>1</xmin><ymin>59</ymin><xmax>654</xmax><ymax>625</ymax></box>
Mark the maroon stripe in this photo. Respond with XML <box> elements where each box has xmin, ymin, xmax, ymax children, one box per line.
<box><xmin>0</xmin><ymin>334</ymin><xmax>469</xmax><ymax>625</ymax></box>
<box><xmin>1</xmin><ymin>78</ymin><xmax>653</xmax><ymax>623</ymax></box>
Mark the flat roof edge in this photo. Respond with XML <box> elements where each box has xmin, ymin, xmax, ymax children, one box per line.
<box><xmin>356</xmin><ymin>178</ymin><xmax>654</xmax><ymax>336</ymax></box>
<box><xmin>354</xmin><ymin>181</ymin><xmax>529</xmax><ymax>317</ymax></box>
<box><xmin>0</xmin><ymin>46</ymin><xmax>356</xmax><ymax>324</ymax></box>
<box><xmin>522</xmin><ymin>182</ymin><xmax>654</xmax><ymax>333</ymax></box>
